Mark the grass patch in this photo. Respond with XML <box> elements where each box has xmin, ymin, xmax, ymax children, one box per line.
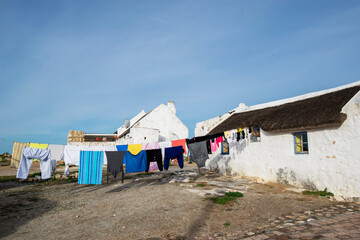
<box><xmin>224</xmin><ymin>222</ymin><xmax>230</xmax><ymax>226</ymax></box>
<box><xmin>207</xmin><ymin>191</ymin><xmax>244</xmax><ymax>204</ymax></box>
<box><xmin>57</xmin><ymin>162</ymin><xmax>65</xmax><ymax>166</ymax></box>
<box><xmin>28</xmin><ymin>172</ymin><xmax>42</xmax><ymax>177</ymax></box>
<box><xmin>302</xmin><ymin>188</ymin><xmax>334</xmax><ymax>198</ymax></box>
<box><xmin>196</xmin><ymin>183</ymin><xmax>207</xmax><ymax>187</ymax></box>
<box><xmin>0</xmin><ymin>175</ymin><xmax>18</xmax><ymax>182</ymax></box>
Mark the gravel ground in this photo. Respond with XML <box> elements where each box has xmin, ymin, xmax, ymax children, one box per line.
<box><xmin>0</xmin><ymin>163</ymin><xmax>346</xmax><ymax>239</ymax></box>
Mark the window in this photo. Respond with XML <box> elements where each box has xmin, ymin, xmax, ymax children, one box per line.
<box><xmin>294</xmin><ymin>132</ymin><xmax>309</xmax><ymax>154</ymax></box>
<box><xmin>251</xmin><ymin>125</ymin><xmax>261</xmax><ymax>142</ymax></box>
<box><xmin>221</xmin><ymin>141</ymin><xmax>229</xmax><ymax>155</ymax></box>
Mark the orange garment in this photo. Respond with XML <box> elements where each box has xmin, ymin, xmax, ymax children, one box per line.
<box><xmin>171</xmin><ymin>139</ymin><xmax>186</xmax><ymax>154</ymax></box>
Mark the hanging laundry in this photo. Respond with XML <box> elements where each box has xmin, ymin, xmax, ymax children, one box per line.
<box><xmin>63</xmin><ymin>145</ymin><xmax>91</xmax><ymax>175</ymax></box>
<box><xmin>206</xmin><ymin>140</ymin><xmax>212</xmax><ymax>154</ymax></box>
<box><xmin>210</xmin><ymin>139</ymin><xmax>218</xmax><ymax>152</ymax></box>
<box><xmin>145</xmin><ymin>149</ymin><xmax>163</xmax><ymax>172</ymax></box>
<box><xmin>171</xmin><ymin>139</ymin><xmax>187</xmax><ymax>154</ymax></box>
<box><xmin>159</xmin><ymin>141</ymin><xmax>172</xmax><ymax>158</ymax></box>
<box><xmin>216</xmin><ymin>136</ymin><xmax>224</xmax><ymax>147</ymax></box>
<box><xmin>186</xmin><ymin>132</ymin><xmax>224</xmax><ymax>144</ymax></box>
<box><xmin>105</xmin><ymin>151</ymin><xmax>126</xmax><ymax>183</ymax></box>
<box><xmin>47</xmin><ymin>144</ymin><xmax>65</xmax><ymax>172</ymax></box>
<box><xmin>123</xmin><ymin>150</ymin><xmax>147</xmax><ymax>173</ymax></box>
<box><xmin>142</xmin><ymin>142</ymin><xmax>161</xmax><ymax>172</ymax></box>
<box><xmin>142</xmin><ymin>142</ymin><xmax>160</xmax><ymax>150</ymax></box>
<box><xmin>242</xmin><ymin>130</ymin><xmax>245</xmax><ymax>139</ymax></box>
<box><xmin>236</xmin><ymin>132</ymin><xmax>241</xmax><ymax>142</ymax></box>
<box><xmin>88</xmin><ymin>145</ymin><xmax>117</xmax><ymax>165</ymax></box>
<box><xmin>231</xmin><ymin>129</ymin><xmax>237</xmax><ymax>143</ymax></box>
<box><xmin>128</xmin><ymin>144</ymin><xmax>142</xmax><ymax>155</ymax></box>
<box><xmin>78</xmin><ymin>151</ymin><xmax>104</xmax><ymax>184</ymax></box>
<box><xmin>16</xmin><ymin>148</ymin><xmax>52</xmax><ymax>179</ymax></box>
<box><xmin>164</xmin><ymin>146</ymin><xmax>184</xmax><ymax>170</ymax></box>
<box><xmin>30</xmin><ymin>143</ymin><xmax>49</xmax><ymax>162</ymax></box>
<box><xmin>47</xmin><ymin>144</ymin><xmax>64</xmax><ymax>161</ymax></box>
<box><xmin>116</xmin><ymin>144</ymin><xmax>128</xmax><ymax>151</ymax></box>
<box><xmin>187</xmin><ymin>141</ymin><xmax>209</xmax><ymax>168</ymax></box>
<box><xmin>224</xmin><ymin>131</ymin><xmax>232</xmax><ymax>140</ymax></box>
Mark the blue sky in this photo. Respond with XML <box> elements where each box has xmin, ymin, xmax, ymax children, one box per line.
<box><xmin>1</xmin><ymin>0</ymin><xmax>360</xmax><ymax>153</ymax></box>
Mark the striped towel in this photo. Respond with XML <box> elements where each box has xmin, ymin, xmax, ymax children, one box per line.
<box><xmin>78</xmin><ymin>151</ymin><xmax>103</xmax><ymax>184</ymax></box>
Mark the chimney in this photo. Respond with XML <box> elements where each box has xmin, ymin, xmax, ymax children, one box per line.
<box><xmin>167</xmin><ymin>101</ymin><xmax>176</xmax><ymax>115</ymax></box>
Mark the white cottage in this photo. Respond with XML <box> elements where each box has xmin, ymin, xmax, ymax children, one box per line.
<box><xmin>115</xmin><ymin>101</ymin><xmax>188</xmax><ymax>145</ymax></box>
<box><xmin>196</xmin><ymin>81</ymin><xmax>360</xmax><ymax>201</ymax></box>
<box><xmin>67</xmin><ymin>101</ymin><xmax>188</xmax><ymax>146</ymax></box>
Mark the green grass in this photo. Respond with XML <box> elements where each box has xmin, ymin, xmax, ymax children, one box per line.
<box><xmin>302</xmin><ymin>188</ymin><xmax>334</xmax><ymax>198</ymax></box>
<box><xmin>28</xmin><ymin>172</ymin><xmax>42</xmax><ymax>177</ymax></box>
<box><xmin>207</xmin><ymin>191</ymin><xmax>244</xmax><ymax>204</ymax></box>
<box><xmin>196</xmin><ymin>183</ymin><xmax>207</xmax><ymax>187</ymax></box>
<box><xmin>0</xmin><ymin>175</ymin><xmax>18</xmax><ymax>182</ymax></box>
<box><xmin>224</xmin><ymin>222</ymin><xmax>230</xmax><ymax>226</ymax></box>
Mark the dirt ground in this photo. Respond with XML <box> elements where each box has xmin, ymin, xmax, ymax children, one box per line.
<box><xmin>0</xmin><ymin>162</ymin><xmax>348</xmax><ymax>240</ymax></box>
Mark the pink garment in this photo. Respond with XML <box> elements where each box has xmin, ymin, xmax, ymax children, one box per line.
<box><xmin>216</xmin><ymin>137</ymin><xmax>224</xmax><ymax>147</ymax></box>
<box><xmin>148</xmin><ymin>162</ymin><xmax>158</xmax><ymax>172</ymax></box>
<box><xmin>142</xmin><ymin>142</ymin><xmax>160</xmax><ymax>172</ymax></box>
<box><xmin>142</xmin><ymin>142</ymin><xmax>160</xmax><ymax>150</ymax></box>
<box><xmin>210</xmin><ymin>139</ymin><xmax>218</xmax><ymax>152</ymax></box>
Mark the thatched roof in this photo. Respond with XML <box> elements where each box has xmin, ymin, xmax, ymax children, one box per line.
<box><xmin>208</xmin><ymin>86</ymin><xmax>360</xmax><ymax>134</ymax></box>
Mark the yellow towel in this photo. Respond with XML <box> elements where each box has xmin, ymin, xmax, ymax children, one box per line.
<box><xmin>30</xmin><ymin>143</ymin><xmax>49</xmax><ymax>161</ymax></box>
<box><xmin>128</xmin><ymin>144</ymin><xmax>142</xmax><ymax>155</ymax></box>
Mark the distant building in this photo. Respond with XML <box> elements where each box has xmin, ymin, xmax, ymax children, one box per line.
<box><xmin>196</xmin><ymin>81</ymin><xmax>360</xmax><ymax>201</ymax></box>
<box><xmin>68</xmin><ymin>101</ymin><xmax>188</xmax><ymax>146</ymax></box>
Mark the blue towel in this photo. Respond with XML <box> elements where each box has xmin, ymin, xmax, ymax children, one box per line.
<box><xmin>124</xmin><ymin>150</ymin><xmax>147</xmax><ymax>173</ymax></box>
<box><xmin>116</xmin><ymin>144</ymin><xmax>128</xmax><ymax>152</ymax></box>
<box><xmin>78</xmin><ymin>151</ymin><xmax>104</xmax><ymax>184</ymax></box>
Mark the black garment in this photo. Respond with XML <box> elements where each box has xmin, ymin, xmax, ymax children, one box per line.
<box><xmin>186</xmin><ymin>132</ymin><xmax>224</xmax><ymax>144</ymax></box>
<box><xmin>241</xmin><ymin>130</ymin><xmax>245</xmax><ymax>139</ymax></box>
<box><xmin>145</xmin><ymin>149</ymin><xmax>163</xmax><ymax>172</ymax></box>
<box><xmin>206</xmin><ymin>140</ymin><xmax>212</xmax><ymax>154</ymax></box>
<box><xmin>236</xmin><ymin>131</ymin><xmax>241</xmax><ymax>142</ymax></box>
<box><xmin>105</xmin><ymin>151</ymin><xmax>126</xmax><ymax>183</ymax></box>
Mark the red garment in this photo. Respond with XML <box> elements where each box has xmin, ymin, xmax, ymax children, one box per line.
<box><xmin>216</xmin><ymin>137</ymin><xmax>224</xmax><ymax>148</ymax></box>
<box><xmin>171</xmin><ymin>139</ymin><xmax>187</xmax><ymax>154</ymax></box>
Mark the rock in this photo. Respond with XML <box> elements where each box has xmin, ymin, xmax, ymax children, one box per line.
<box><xmin>113</xmin><ymin>214</ymin><xmax>116</xmax><ymax>217</ymax></box>
<box><xmin>76</xmin><ymin>215</ymin><xmax>79</xmax><ymax>218</ymax></box>
<box><xmin>246</xmin><ymin>232</ymin><xmax>255</xmax><ymax>236</ymax></box>
<box><xmin>35</xmin><ymin>175</ymin><xmax>41</xmax><ymax>180</ymax></box>
<box><xmin>307</xmin><ymin>218</ymin><xmax>314</xmax><ymax>222</ymax></box>
<box><xmin>284</xmin><ymin>223</ymin><xmax>295</xmax><ymax>226</ymax></box>
<box><xmin>214</xmin><ymin>233</ymin><xmax>223</xmax><ymax>237</ymax></box>
<box><xmin>74</xmin><ymin>172</ymin><xmax>79</xmax><ymax>178</ymax></box>
<box><xmin>285</xmin><ymin>215</ymin><xmax>295</xmax><ymax>219</ymax></box>
<box><xmin>295</xmin><ymin>221</ymin><xmax>306</xmax><ymax>224</ymax></box>
<box><xmin>55</xmin><ymin>174</ymin><xmax>61</xmax><ymax>180</ymax></box>
<box><xmin>304</xmin><ymin>211</ymin><xmax>312</xmax><ymax>215</ymax></box>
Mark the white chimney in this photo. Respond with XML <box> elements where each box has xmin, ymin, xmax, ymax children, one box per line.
<box><xmin>167</xmin><ymin>101</ymin><xmax>176</xmax><ymax>115</ymax></box>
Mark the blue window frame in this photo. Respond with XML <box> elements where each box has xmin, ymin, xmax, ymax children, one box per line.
<box><xmin>221</xmin><ymin>141</ymin><xmax>229</xmax><ymax>155</ymax></box>
<box><xmin>293</xmin><ymin>131</ymin><xmax>309</xmax><ymax>154</ymax></box>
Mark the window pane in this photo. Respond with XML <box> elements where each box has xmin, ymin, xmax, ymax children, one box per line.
<box><xmin>296</xmin><ymin>143</ymin><xmax>302</xmax><ymax>152</ymax></box>
<box><xmin>303</xmin><ymin>143</ymin><xmax>308</xmax><ymax>152</ymax></box>
<box><xmin>302</xmin><ymin>133</ymin><xmax>308</xmax><ymax>142</ymax></box>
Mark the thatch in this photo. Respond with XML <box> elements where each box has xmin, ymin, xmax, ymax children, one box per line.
<box><xmin>208</xmin><ymin>86</ymin><xmax>360</xmax><ymax>134</ymax></box>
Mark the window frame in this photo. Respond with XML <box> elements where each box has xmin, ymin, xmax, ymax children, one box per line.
<box><xmin>293</xmin><ymin>131</ymin><xmax>309</xmax><ymax>154</ymax></box>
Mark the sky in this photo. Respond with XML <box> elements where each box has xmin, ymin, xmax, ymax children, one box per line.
<box><xmin>1</xmin><ymin>0</ymin><xmax>360</xmax><ymax>153</ymax></box>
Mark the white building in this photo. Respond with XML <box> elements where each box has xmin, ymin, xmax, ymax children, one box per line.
<box><xmin>196</xmin><ymin>81</ymin><xmax>360</xmax><ymax>201</ymax></box>
<box><xmin>67</xmin><ymin>101</ymin><xmax>188</xmax><ymax>146</ymax></box>
<box><xmin>116</xmin><ymin>101</ymin><xmax>189</xmax><ymax>144</ymax></box>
